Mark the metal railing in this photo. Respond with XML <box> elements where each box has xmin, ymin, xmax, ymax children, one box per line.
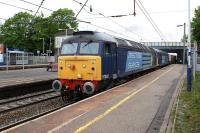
<box><xmin>142</xmin><ymin>42</ymin><xmax>186</xmax><ymax>47</ymax></box>
<box><xmin>2</xmin><ymin>55</ymin><xmax>55</xmax><ymax>65</ymax></box>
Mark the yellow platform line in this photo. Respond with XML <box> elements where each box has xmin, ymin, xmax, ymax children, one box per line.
<box><xmin>74</xmin><ymin>66</ymin><xmax>175</xmax><ymax>133</ymax></box>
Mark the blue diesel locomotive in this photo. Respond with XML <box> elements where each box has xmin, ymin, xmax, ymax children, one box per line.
<box><xmin>52</xmin><ymin>31</ymin><xmax>169</xmax><ymax>101</ymax></box>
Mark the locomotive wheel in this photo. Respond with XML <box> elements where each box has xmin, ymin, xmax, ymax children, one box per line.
<box><xmin>61</xmin><ymin>89</ymin><xmax>74</xmax><ymax>102</ymax></box>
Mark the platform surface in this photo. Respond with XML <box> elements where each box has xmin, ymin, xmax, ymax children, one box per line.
<box><xmin>2</xmin><ymin>64</ymin><xmax>184</xmax><ymax>133</ymax></box>
<box><xmin>0</xmin><ymin>68</ymin><xmax>57</xmax><ymax>88</ymax></box>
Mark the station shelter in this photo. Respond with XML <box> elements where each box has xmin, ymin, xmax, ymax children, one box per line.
<box><xmin>6</xmin><ymin>48</ymin><xmax>33</xmax><ymax>65</ymax></box>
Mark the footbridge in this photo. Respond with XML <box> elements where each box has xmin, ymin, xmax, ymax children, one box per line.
<box><xmin>142</xmin><ymin>42</ymin><xmax>187</xmax><ymax>64</ymax></box>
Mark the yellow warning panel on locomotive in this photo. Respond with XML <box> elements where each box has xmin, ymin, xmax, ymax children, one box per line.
<box><xmin>58</xmin><ymin>56</ymin><xmax>102</xmax><ymax>81</ymax></box>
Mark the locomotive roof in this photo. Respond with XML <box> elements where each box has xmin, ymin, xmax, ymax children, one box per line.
<box><xmin>62</xmin><ymin>31</ymin><xmax>154</xmax><ymax>52</ymax></box>
<box><xmin>62</xmin><ymin>31</ymin><xmax>117</xmax><ymax>44</ymax></box>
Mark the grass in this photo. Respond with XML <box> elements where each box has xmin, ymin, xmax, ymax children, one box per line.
<box><xmin>171</xmin><ymin>71</ymin><xmax>200</xmax><ymax>133</ymax></box>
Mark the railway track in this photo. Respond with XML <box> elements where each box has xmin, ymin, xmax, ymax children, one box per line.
<box><xmin>0</xmin><ymin>89</ymin><xmax>64</xmax><ymax>131</ymax></box>
<box><xmin>0</xmin><ymin>90</ymin><xmax>60</xmax><ymax>113</ymax></box>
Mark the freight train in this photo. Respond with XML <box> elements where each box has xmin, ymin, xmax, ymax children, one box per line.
<box><xmin>52</xmin><ymin>31</ymin><xmax>173</xmax><ymax>101</ymax></box>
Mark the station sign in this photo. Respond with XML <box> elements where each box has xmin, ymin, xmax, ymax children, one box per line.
<box><xmin>0</xmin><ymin>44</ymin><xmax>4</xmax><ymax>64</ymax></box>
<box><xmin>7</xmin><ymin>48</ymin><xmax>23</xmax><ymax>52</ymax></box>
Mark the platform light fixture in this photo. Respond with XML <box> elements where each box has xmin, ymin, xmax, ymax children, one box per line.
<box><xmin>39</xmin><ymin>38</ymin><xmax>45</xmax><ymax>54</ymax></box>
<box><xmin>177</xmin><ymin>23</ymin><xmax>186</xmax><ymax>65</ymax></box>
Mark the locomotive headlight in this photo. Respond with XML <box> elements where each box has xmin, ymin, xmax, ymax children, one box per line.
<box><xmin>82</xmin><ymin>64</ymin><xmax>86</xmax><ymax>68</ymax></box>
<box><xmin>77</xmin><ymin>74</ymin><xmax>82</xmax><ymax>79</ymax></box>
<box><xmin>67</xmin><ymin>64</ymin><xmax>71</xmax><ymax>68</ymax></box>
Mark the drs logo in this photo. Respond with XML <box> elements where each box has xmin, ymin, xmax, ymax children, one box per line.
<box><xmin>125</xmin><ymin>51</ymin><xmax>142</xmax><ymax>72</ymax></box>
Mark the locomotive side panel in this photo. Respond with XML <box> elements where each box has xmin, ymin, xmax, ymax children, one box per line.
<box><xmin>116</xmin><ymin>47</ymin><xmax>156</xmax><ymax>78</ymax></box>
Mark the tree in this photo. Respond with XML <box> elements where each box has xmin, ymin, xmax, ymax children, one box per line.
<box><xmin>0</xmin><ymin>12</ymin><xmax>33</xmax><ymax>51</ymax></box>
<box><xmin>0</xmin><ymin>8</ymin><xmax>78</xmax><ymax>54</ymax></box>
<box><xmin>192</xmin><ymin>6</ymin><xmax>200</xmax><ymax>44</ymax></box>
<box><xmin>48</xmin><ymin>8</ymin><xmax>78</xmax><ymax>34</ymax></box>
<box><xmin>32</xmin><ymin>8</ymin><xmax>78</xmax><ymax>54</ymax></box>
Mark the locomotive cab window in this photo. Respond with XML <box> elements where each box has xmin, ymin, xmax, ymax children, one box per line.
<box><xmin>111</xmin><ymin>43</ymin><xmax>117</xmax><ymax>55</ymax></box>
<box><xmin>103</xmin><ymin>43</ymin><xmax>111</xmax><ymax>55</ymax></box>
<box><xmin>79</xmin><ymin>42</ymin><xmax>99</xmax><ymax>54</ymax></box>
<box><xmin>61</xmin><ymin>43</ymin><xmax>78</xmax><ymax>55</ymax></box>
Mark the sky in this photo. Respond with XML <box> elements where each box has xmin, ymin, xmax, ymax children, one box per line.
<box><xmin>0</xmin><ymin>0</ymin><xmax>199</xmax><ymax>42</ymax></box>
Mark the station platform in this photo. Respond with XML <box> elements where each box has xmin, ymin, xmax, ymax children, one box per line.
<box><xmin>0</xmin><ymin>68</ymin><xmax>57</xmax><ymax>89</ymax></box>
<box><xmin>0</xmin><ymin>64</ymin><xmax>48</xmax><ymax>71</ymax></box>
<box><xmin>2</xmin><ymin>64</ymin><xmax>185</xmax><ymax>133</ymax></box>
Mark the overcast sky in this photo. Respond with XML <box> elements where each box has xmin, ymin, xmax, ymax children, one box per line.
<box><xmin>0</xmin><ymin>0</ymin><xmax>199</xmax><ymax>42</ymax></box>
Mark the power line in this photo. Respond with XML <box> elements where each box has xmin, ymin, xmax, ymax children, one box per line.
<box><xmin>136</xmin><ymin>0</ymin><xmax>167</xmax><ymax>41</ymax></box>
<box><xmin>73</xmin><ymin>0</ymin><xmax>167</xmax><ymax>41</ymax></box>
<box><xmin>72</xmin><ymin>0</ymin><xmax>149</xmax><ymax>41</ymax></box>
<box><xmin>0</xmin><ymin>1</ymin><xmax>33</xmax><ymax>12</ymax></box>
<box><xmin>75</xmin><ymin>0</ymin><xmax>89</xmax><ymax>19</ymax></box>
<box><xmin>18</xmin><ymin>0</ymin><xmax>54</xmax><ymax>12</ymax></box>
<box><xmin>81</xmin><ymin>21</ymin><xmax>137</xmax><ymax>41</ymax></box>
<box><xmin>81</xmin><ymin>10</ymin><xmax>191</xmax><ymax>20</ymax></box>
<box><xmin>137</xmin><ymin>0</ymin><xmax>167</xmax><ymax>41</ymax></box>
<box><xmin>0</xmin><ymin>17</ymin><xmax>7</xmax><ymax>20</ymax></box>
<box><xmin>34</xmin><ymin>0</ymin><xmax>45</xmax><ymax>16</ymax></box>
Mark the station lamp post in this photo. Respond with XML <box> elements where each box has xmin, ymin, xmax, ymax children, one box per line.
<box><xmin>177</xmin><ymin>23</ymin><xmax>186</xmax><ymax>65</ymax></box>
<box><xmin>187</xmin><ymin>0</ymin><xmax>192</xmax><ymax>92</ymax></box>
<box><xmin>39</xmin><ymin>38</ymin><xmax>45</xmax><ymax>55</ymax></box>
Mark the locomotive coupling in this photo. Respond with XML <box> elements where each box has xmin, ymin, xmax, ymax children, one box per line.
<box><xmin>52</xmin><ymin>80</ymin><xmax>62</xmax><ymax>92</ymax></box>
<box><xmin>83</xmin><ymin>82</ymin><xmax>95</xmax><ymax>95</ymax></box>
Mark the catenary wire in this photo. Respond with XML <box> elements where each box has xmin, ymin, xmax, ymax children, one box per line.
<box><xmin>18</xmin><ymin>0</ymin><xmax>53</xmax><ymax>12</ymax></box>
<box><xmin>71</xmin><ymin>0</ymin><xmax>149</xmax><ymax>41</ymax></box>
<box><xmin>136</xmin><ymin>0</ymin><xmax>167</xmax><ymax>41</ymax></box>
<box><xmin>0</xmin><ymin>1</ymin><xmax>33</xmax><ymax>12</ymax></box>
<box><xmin>81</xmin><ymin>9</ymin><xmax>191</xmax><ymax>20</ymax></box>
<box><xmin>34</xmin><ymin>0</ymin><xmax>45</xmax><ymax>16</ymax></box>
<box><xmin>0</xmin><ymin>17</ymin><xmax>7</xmax><ymax>20</ymax></box>
<box><xmin>83</xmin><ymin>21</ymin><xmax>137</xmax><ymax>41</ymax></box>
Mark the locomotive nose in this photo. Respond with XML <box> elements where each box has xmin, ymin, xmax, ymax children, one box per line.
<box><xmin>83</xmin><ymin>82</ymin><xmax>95</xmax><ymax>95</ymax></box>
<box><xmin>52</xmin><ymin>80</ymin><xmax>62</xmax><ymax>92</ymax></box>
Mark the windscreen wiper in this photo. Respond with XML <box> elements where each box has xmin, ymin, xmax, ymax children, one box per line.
<box><xmin>82</xmin><ymin>40</ymin><xmax>93</xmax><ymax>48</ymax></box>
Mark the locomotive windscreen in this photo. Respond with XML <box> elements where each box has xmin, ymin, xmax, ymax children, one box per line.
<box><xmin>61</xmin><ymin>42</ymin><xmax>99</xmax><ymax>55</ymax></box>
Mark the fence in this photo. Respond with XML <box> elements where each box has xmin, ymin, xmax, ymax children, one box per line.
<box><xmin>3</xmin><ymin>55</ymin><xmax>56</xmax><ymax>65</ymax></box>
